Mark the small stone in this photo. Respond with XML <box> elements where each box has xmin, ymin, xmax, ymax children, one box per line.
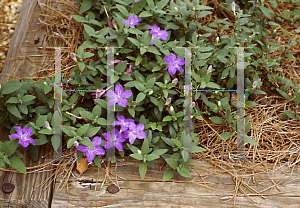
<box><xmin>2</xmin><ymin>183</ymin><xmax>15</xmax><ymax>193</ymax></box>
<box><xmin>107</xmin><ymin>184</ymin><xmax>119</xmax><ymax>194</ymax></box>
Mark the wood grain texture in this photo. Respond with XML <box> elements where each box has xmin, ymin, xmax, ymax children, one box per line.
<box><xmin>51</xmin><ymin>157</ymin><xmax>300</xmax><ymax>208</ymax></box>
<box><xmin>0</xmin><ymin>0</ymin><xmax>58</xmax><ymax>207</ymax></box>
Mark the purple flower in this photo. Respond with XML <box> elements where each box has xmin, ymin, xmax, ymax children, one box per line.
<box><xmin>164</xmin><ymin>53</ymin><xmax>185</xmax><ymax>75</ymax></box>
<box><xmin>165</xmin><ymin>97</ymin><xmax>171</xmax><ymax>105</ymax></box>
<box><xmin>146</xmin><ymin>24</ymin><xmax>168</xmax><ymax>46</ymax></box>
<box><xmin>124</xmin><ymin>123</ymin><xmax>147</xmax><ymax>144</ymax></box>
<box><xmin>77</xmin><ymin>136</ymin><xmax>105</xmax><ymax>162</ymax></box>
<box><xmin>102</xmin><ymin>128</ymin><xmax>127</xmax><ymax>151</ymax></box>
<box><xmin>122</xmin><ymin>64</ymin><xmax>133</xmax><ymax>76</ymax></box>
<box><xmin>232</xmin><ymin>1</ymin><xmax>236</xmax><ymax>14</ymax></box>
<box><xmin>135</xmin><ymin>0</ymin><xmax>140</xmax><ymax>2</ymax></box>
<box><xmin>10</xmin><ymin>126</ymin><xmax>35</xmax><ymax>148</ymax></box>
<box><xmin>113</xmin><ymin>115</ymin><xmax>135</xmax><ymax>132</ymax></box>
<box><xmin>45</xmin><ymin>121</ymin><xmax>51</xmax><ymax>130</ymax></box>
<box><xmin>105</xmin><ymin>85</ymin><xmax>132</xmax><ymax>107</ymax></box>
<box><xmin>122</xmin><ymin>15</ymin><xmax>141</xmax><ymax>28</ymax></box>
<box><xmin>190</xmin><ymin>102</ymin><xmax>195</xmax><ymax>108</ymax></box>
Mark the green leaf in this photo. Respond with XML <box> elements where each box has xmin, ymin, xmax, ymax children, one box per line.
<box><xmin>156</xmin><ymin>0</ymin><xmax>168</xmax><ymax>10</ymax></box>
<box><xmin>276</xmin><ymin>88</ymin><xmax>289</xmax><ymax>99</ymax></box>
<box><xmin>34</xmin><ymin>138</ymin><xmax>49</xmax><ymax>146</ymax></box>
<box><xmin>9</xmin><ymin>155</ymin><xmax>26</xmax><ymax>174</ymax></box>
<box><xmin>67</xmin><ymin>137</ymin><xmax>77</xmax><ymax>148</ymax></box>
<box><xmin>171</xmin><ymin>138</ymin><xmax>182</xmax><ymax>148</ymax></box>
<box><xmin>139</xmin><ymin>162</ymin><xmax>147</xmax><ymax>179</ymax></box>
<box><xmin>217</xmin><ymin>132</ymin><xmax>232</xmax><ymax>140</ymax></box>
<box><xmin>76</xmin><ymin>150</ymin><xmax>83</xmax><ymax>163</ymax></box>
<box><xmin>195</xmin><ymin>5</ymin><xmax>213</xmax><ymax>10</ymax></box>
<box><xmin>286</xmin><ymin>52</ymin><xmax>296</xmax><ymax>62</ymax></box>
<box><xmin>7</xmin><ymin>97</ymin><xmax>19</xmax><ymax>104</ymax></box>
<box><xmin>128</xmin><ymin>108</ymin><xmax>135</xmax><ymax>118</ymax></box>
<box><xmin>0</xmin><ymin>159</ymin><xmax>4</xmax><ymax>169</ymax></box>
<box><xmin>61</xmin><ymin>125</ymin><xmax>77</xmax><ymax>137</ymax></box>
<box><xmin>206</xmin><ymin>82</ymin><xmax>221</xmax><ymax>89</ymax></box>
<box><xmin>127</xmin><ymin>143</ymin><xmax>139</xmax><ymax>154</ymax></box>
<box><xmin>127</xmin><ymin>37</ymin><xmax>141</xmax><ymax>47</ymax></box>
<box><xmin>79</xmin><ymin>0</ymin><xmax>93</xmax><ymax>14</ymax></box>
<box><xmin>1</xmin><ymin>80</ymin><xmax>22</xmax><ymax>94</ymax></box>
<box><xmin>3</xmin><ymin>139</ymin><xmax>19</xmax><ymax>156</ymax></box>
<box><xmin>7</xmin><ymin>104</ymin><xmax>22</xmax><ymax>119</ymax></box>
<box><xmin>44</xmin><ymin>85</ymin><xmax>52</xmax><ymax>94</ymax></box>
<box><xmin>81</xmin><ymin>137</ymin><xmax>94</xmax><ymax>148</ymax></box>
<box><xmin>209</xmin><ymin>116</ymin><xmax>223</xmax><ymax>124</ymax></box>
<box><xmin>39</xmin><ymin>129</ymin><xmax>53</xmax><ymax>135</ymax></box>
<box><xmin>136</xmin><ymin>92</ymin><xmax>146</xmax><ymax>103</ymax></box>
<box><xmin>22</xmin><ymin>95</ymin><xmax>35</xmax><ymax>102</ymax></box>
<box><xmin>295</xmin><ymin>92</ymin><xmax>300</xmax><ymax>106</ymax></box>
<box><xmin>77</xmin><ymin>124</ymin><xmax>89</xmax><ymax>136</ymax></box>
<box><xmin>150</xmin><ymin>96</ymin><xmax>160</xmax><ymax>106</ymax></box>
<box><xmin>163</xmin><ymin>168</ymin><xmax>174</xmax><ymax>181</ymax></box>
<box><xmin>245</xmin><ymin>135</ymin><xmax>259</xmax><ymax>146</ymax></box>
<box><xmin>151</xmin><ymin>149</ymin><xmax>168</xmax><ymax>156</ymax></box>
<box><xmin>36</xmin><ymin>115</ymin><xmax>47</xmax><ymax>127</ymax></box>
<box><xmin>51</xmin><ymin>135</ymin><xmax>60</xmax><ymax>151</ymax></box>
<box><xmin>97</xmin><ymin>118</ymin><xmax>107</xmax><ymax>125</ymax></box>
<box><xmin>84</xmin><ymin>127</ymin><xmax>100</xmax><ymax>137</ymax></box>
<box><xmin>191</xmin><ymin>146</ymin><xmax>206</xmax><ymax>153</ymax></box>
<box><xmin>129</xmin><ymin>28</ymin><xmax>143</xmax><ymax>35</ymax></box>
<box><xmin>139</xmin><ymin>11</ymin><xmax>152</xmax><ymax>17</ymax></box>
<box><xmin>147</xmin><ymin>0</ymin><xmax>154</xmax><ymax>8</ymax></box>
<box><xmin>146</xmin><ymin>154</ymin><xmax>159</xmax><ymax>161</ymax></box>
<box><xmin>131</xmin><ymin>0</ymin><xmax>147</xmax><ymax>14</ymax></box>
<box><xmin>18</xmin><ymin>104</ymin><xmax>28</xmax><ymax>114</ymax></box>
<box><xmin>161</xmin><ymin>136</ymin><xmax>175</xmax><ymax>146</ymax></box>
<box><xmin>116</xmin><ymin>61</ymin><xmax>128</xmax><ymax>73</ymax></box>
<box><xmin>29</xmin><ymin>145</ymin><xmax>38</xmax><ymax>163</ymax></box>
<box><xmin>259</xmin><ymin>6</ymin><xmax>273</xmax><ymax>20</ymax></box>
<box><xmin>93</xmin><ymin>156</ymin><xmax>101</xmax><ymax>168</ymax></box>
<box><xmin>245</xmin><ymin>101</ymin><xmax>258</xmax><ymax>107</ymax></box>
<box><xmin>163</xmin><ymin>116</ymin><xmax>172</xmax><ymax>122</ymax></box>
<box><xmin>135</xmin><ymin>56</ymin><xmax>143</xmax><ymax>66</ymax></box>
<box><xmin>177</xmin><ymin>166</ymin><xmax>191</xmax><ymax>177</ymax></box>
<box><xmin>82</xmin><ymin>52</ymin><xmax>95</xmax><ymax>59</ymax></box>
<box><xmin>130</xmin><ymin>153</ymin><xmax>143</xmax><ymax>160</ymax></box>
<box><xmin>116</xmin><ymin>4</ymin><xmax>129</xmax><ymax>16</ymax></box>
<box><xmin>165</xmin><ymin>158</ymin><xmax>178</xmax><ymax>169</ymax></box>
<box><xmin>80</xmin><ymin>110</ymin><xmax>94</xmax><ymax>120</ymax></box>
<box><xmin>148</xmin><ymin>46</ymin><xmax>161</xmax><ymax>55</ymax></box>
<box><xmin>284</xmin><ymin>110</ymin><xmax>295</xmax><ymax>118</ymax></box>
<box><xmin>141</xmin><ymin>138</ymin><xmax>150</xmax><ymax>155</ymax></box>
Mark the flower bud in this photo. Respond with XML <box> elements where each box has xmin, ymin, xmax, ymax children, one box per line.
<box><xmin>70</xmin><ymin>53</ymin><xmax>77</xmax><ymax>62</ymax></box>
<box><xmin>148</xmin><ymin>90</ymin><xmax>153</xmax><ymax>95</ymax></box>
<box><xmin>190</xmin><ymin>102</ymin><xmax>195</xmax><ymax>108</ymax></box>
<box><xmin>252</xmin><ymin>81</ymin><xmax>257</xmax><ymax>88</ymax></box>
<box><xmin>218</xmin><ymin>101</ymin><xmax>221</xmax><ymax>107</ymax></box>
<box><xmin>45</xmin><ymin>121</ymin><xmax>51</xmax><ymax>130</ymax></box>
<box><xmin>165</xmin><ymin>80</ymin><xmax>168</xmax><ymax>85</ymax></box>
<box><xmin>170</xmin><ymin>106</ymin><xmax>174</xmax><ymax>113</ymax></box>
<box><xmin>174</xmin><ymin>7</ymin><xmax>178</xmax><ymax>11</ymax></box>
<box><xmin>216</xmin><ymin>37</ymin><xmax>219</xmax><ymax>43</ymax></box>
<box><xmin>165</xmin><ymin>97</ymin><xmax>171</xmax><ymax>105</ymax></box>
<box><xmin>73</xmin><ymin>141</ymin><xmax>79</xmax><ymax>148</ymax></box>
<box><xmin>172</xmin><ymin>78</ymin><xmax>178</xmax><ymax>84</ymax></box>
<box><xmin>112</xmin><ymin>19</ymin><xmax>118</xmax><ymax>32</ymax></box>
<box><xmin>207</xmin><ymin>65</ymin><xmax>213</xmax><ymax>74</ymax></box>
<box><xmin>231</xmin><ymin>1</ymin><xmax>236</xmax><ymax>15</ymax></box>
<box><xmin>44</xmin><ymin>82</ymin><xmax>48</xmax><ymax>86</ymax></box>
<box><xmin>138</xmin><ymin>149</ymin><xmax>142</xmax><ymax>155</ymax></box>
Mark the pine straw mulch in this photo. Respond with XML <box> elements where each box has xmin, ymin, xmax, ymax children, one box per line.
<box><xmin>1</xmin><ymin>0</ymin><xmax>300</xmax><ymax>206</ymax></box>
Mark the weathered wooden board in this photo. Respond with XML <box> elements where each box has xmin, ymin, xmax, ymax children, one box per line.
<box><xmin>0</xmin><ymin>0</ymin><xmax>63</xmax><ymax>207</ymax></box>
<box><xmin>51</xmin><ymin>157</ymin><xmax>300</xmax><ymax>208</ymax></box>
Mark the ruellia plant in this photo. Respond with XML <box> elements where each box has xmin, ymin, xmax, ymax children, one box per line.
<box><xmin>0</xmin><ymin>0</ymin><xmax>299</xmax><ymax>181</ymax></box>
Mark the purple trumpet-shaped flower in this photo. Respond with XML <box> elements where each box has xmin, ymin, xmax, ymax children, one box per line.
<box><xmin>122</xmin><ymin>15</ymin><xmax>141</xmax><ymax>28</ymax></box>
<box><xmin>252</xmin><ymin>81</ymin><xmax>257</xmax><ymax>88</ymax></box>
<box><xmin>124</xmin><ymin>123</ymin><xmax>147</xmax><ymax>144</ymax></box>
<box><xmin>10</xmin><ymin>126</ymin><xmax>35</xmax><ymax>148</ymax></box>
<box><xmin>102</xmin><ymin>128</ymin><xmax>127</xmax><ymax>151</ymax></box>
<box><xmin>77</xmin><ymin>136</ymin><xmax>105</xmax><ymax>162</ymax></box>
<box><xmin>105</xmin><ymin>85</ymin><xmax>132</xmax><ymax>107</ymax></box>
<box><xmin>232</xmin><ymin>1</ymin><xmax>236</xmax><ymax>14</ymax></box>
<box><xmin>165</xmin><ymin>97</ymin><xmax>171</xmax><ymax>105</ymax></box>
<box><xmin>164</xmin><ymin>53</ymin><xmax>185</xmax><ymax>75</ymax></box>
<box><xmin>113</xmin><ymin>115</ymin><xmax>135</xmax><ymax>132</ymax></box>
<box><xmin>146</xmin><ymin>24</ymin><xmax>168</xmax><ymax>46</ymax></box>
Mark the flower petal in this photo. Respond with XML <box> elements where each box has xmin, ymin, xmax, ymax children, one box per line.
<box><xmin>24</xmin><ymin>126</ymin><xmax>32</xmax><ymax>136</ymax></box>
<box><xmin>77</xmin><ymin>145</ymin><xmax>89</xmax><ymax>153</ymax></box>
<box><xmin>15</xmin><ymin>126</ymin><xmax>23</xmax><ymax>135</ymax></box>
<box><xmin>10</xmin><ymin>133</ymin><xmax>21</xmax><ymax>139</ymax></box>
<box><xmin>168</xmin><ymin>66</ymin><xmax>177</xmax><ymax>75</ymax></box>
<box><xmin>176</xmin><ymin>57</ymin><xmax>185</xmax><ymax>65</ymax></box>
<box><xmin>107</xmin><ymin>98</ymin><xmax>116</xmax><ymax>106</ymax></box>
<box><xmin>170</xmin><ymin>53</ymin><xmax>177</xmax><ymax>62</ymax></box>
<box><xmin>122</xmin><ymin>20</ymin><xmax>127</xmax><ymax>26</ymax></box>
<box><xmin>136</xmin><ymin>123</ymin><xmax>145</xmax><ymax>132</ymax></box>
<box><xmin>93</xmin><ymin>146</ymin><xmax>105</xmax><ymax>155</ymax></box>
<box><xmin>115</xmin><ymin>85</ymin><xmax>123</xmax><ymax>96</ymax></box>
<box><xmin>86</xmin><ymin>151</ymin><xmax>95</xmax><ymax>162</ymax></box>
<box><xmin>19</xmin><ymin>139</ymin><xmax>29</xmax><ymax>148</ymax></box>
<box><xmin>105</xmin><ymin>91</ymin><xmax>115</xmax><ymax>98</ymax></box>
<box><xmin>117</xmin><ymin>99</ymin><xmax>127</xmax><ymax>107</ymax></box>
<box><xmin>115</xmin><ymin>142</ymin><xmax>123</xmax><ymax>151</ymax></box>
<box><xmin>157</xmin><ymin>30</ymin><xmax>168</xmax><ymax>40</ymax></box>
<box><xmin>92</xmin><ymin>136</ymin><xmax>102</xmax><ymax>146</ymax></box>
<box><xmin>137</xmin><ymin>131</ymin><xmax>147</xmax><ymax>139</ymax></box>
<box><xmin>122</xmin><ymin>90</ymin><xmax>132</xmax><ymax>98</ymax></box>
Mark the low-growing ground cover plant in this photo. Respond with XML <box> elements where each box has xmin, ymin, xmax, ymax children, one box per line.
<box><xmin>0</xmin><ymin>0</ymin><xmax>299</xmax><ymax>182</ymax></box>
